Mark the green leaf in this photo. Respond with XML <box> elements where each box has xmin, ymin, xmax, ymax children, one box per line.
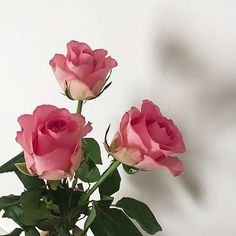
<box><xmin>48</xmin><ymin>180</ymin><xmax>61</xmax><ymax>190</ymax></box>
<box><xmin>2</xmin><ymin>205</ymin><xmax>23</xmax><ymax>226</ymax></box>
<box><xmin>37</xmin><ymin>218</ymin><xmax>61</xmax><ymax>231</ymax></box>
<box><xmin>20</xmin><ymin>190</ymin><xmax>54</xmax><ymax>226</ymax></box>
<box><xmin>0</xmin><ymin>152</ymin><xmax>24</xmax><ymax>173</ymax></box>
<box><xmin>122</xmin><ymin>164</ymin><xmax>140</xmax><ymax>175</ymax></box>
<box><xmin>73</xmin><ymin>226</ymin><xmax>85</xmax><ymax>236</ymax></box>
<box><xmin>15</xmin><ymin>170</ymin><xmax>45</xmax><ymax>190</ymax></box>
<box><xmin>83</xmin><ymin>138</ymin><xmax>102</xmax><ymax>164</ymax></box>
<box><xmin>54</xmin><ymin>223</ymin><xmax>72</xmax><ymax>236</ymax></box>
<box><xmin>77</xmin><ymin>159</ymin><xmax>100</xmax><ymax>183</ymax></box>
<box><xmin>0</xmin><ymin>195</ymin><xmax>20</xmax><ymax>210</ymax></box>
<box><xmin>116</xmin><ymin>197</ymin><xmax>162</xmax><ymax>234</ymax></box>
<box><xmin>25</xmin><ymin>228</ymin><xmax>40</xmax><ymax>236</ymax></box>
<box><xmin>1</xmin><ymin>228</ymin><xmax>22</xmax><ymax>236</ymax></box>
<box><xmin>84</xmin><ymin>205</ymin><xmax>96</xmax><ymax>232</ymax></box>
<box><xmin>91</xmin><ymin>206</ymin><xmax>143</xmax><ymax>236</ymax></box>
<box><xmin>99</xmin><ymin>169</ymin><xmax>121</xmax><ymax>196</ymax></box>
<box><xmin>15</xmin><ymin>163</ymin><xmax>31</xmax><ymax>176</ymax></box>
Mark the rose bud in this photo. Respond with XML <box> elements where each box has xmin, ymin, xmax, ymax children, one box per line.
<box><xmin>109</xmin><ymin>100</ymin><xmax>186</xmax><ymax>176</ymax></box>
<box><xmin>50</xmin><ymin>40</ymin><xmax>117</xmax><ymax>100</ymax></box>
<box><xmin>16</xmin><ymin>105</ymin><xmax>92</xmax><ymax>180</ymax></box>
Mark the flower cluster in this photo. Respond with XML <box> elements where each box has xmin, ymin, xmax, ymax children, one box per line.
<box><xmin>0</xmin><ymin>40</ymin><xmax>185</xmax><ymax>236</ymax></box>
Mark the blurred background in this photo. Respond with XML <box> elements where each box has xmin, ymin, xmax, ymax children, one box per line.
<box><xmin>0</xmin><ymin>0</ymin><xmax>236</xmax><ymax>235</ymax></box>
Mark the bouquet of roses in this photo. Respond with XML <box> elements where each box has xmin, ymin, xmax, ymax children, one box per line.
<box><xmin>0</xmin><ymin>40</ymin><xmax>185</xmax><ymax>236</ymax></box>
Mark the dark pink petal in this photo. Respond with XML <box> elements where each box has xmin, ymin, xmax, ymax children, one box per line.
<box><xmin>141</xmin><ymin>100</ymin><xmax>162</xmax><ymax>122</ymax></box>
<box><xmin>103</xmin><ymin>56</ymin><xmax>118</xmax><ymax>68</ymax></box>
<box><xmin>93</xmin><ymin>49</ymin><xmax>108</xmax><ymax>61</ymax></box>
<box><xmin>35</xmin><ymin>131</ymin><xmax>56</xmax><ymax>155</ymax></box>
<box><xmin>86</xmin><ymin>67</ymin><xmax>110</xmax><ymax>89</ymax></box>
<box><xmin>147</xmin><ymin>121</ymin><xmax>171</xmax><ymax>145</ymax></box>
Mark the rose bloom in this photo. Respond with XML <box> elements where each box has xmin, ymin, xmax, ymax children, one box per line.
<box><xmin>16</xmin><ymin>105</ymin><xmax>92</xmax><ymax>180</ymax></box>
<box><xmin>50</xmin><ymin>40</ymin><xmax>117</xmax><ymax>100</ymax></box>
<box><xmin>109</xmin><ymin>100</ymin><xmax>186</xmax><ymax>176</ymax></box>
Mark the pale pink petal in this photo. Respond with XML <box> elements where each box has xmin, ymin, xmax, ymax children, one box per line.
<box><xmin>135</xmin><ymin>155</ymin><xmax>161</xmax><ymax>170</ymax></box>
<box><xmin>112</xmin><ymin>146</ymin><xmax>143</xmax><ymax>167</ymax></box>
<box><xmin>39</xmin><ymin>170</ymin><xmax>70</xmax><ymax>180</ymax></box>
<box><xmin>24</xmin><ymin>151</ymin><xmax>36</xmax><ymax>175</ymax></box>
<box><xmin>67</xmin><ymin>79</ymin><xmax>95</xmax><ymax>100</ymax></box>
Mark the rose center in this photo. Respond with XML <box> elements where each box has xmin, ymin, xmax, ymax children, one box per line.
<box><xmin>46</xmin><ymin>119</ymin><xmax>68</xmax><ymax>133</ymax></box>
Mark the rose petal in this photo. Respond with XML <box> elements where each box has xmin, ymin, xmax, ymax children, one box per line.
<box><xmin>34</xmin><ymin>148</ymin><xmax>72</xmax><ymax>176</ymax></box>
<box><xmin>158</xmin><ymin>156</ymin><xmax>184</xmax><ymax>176</ymax></box>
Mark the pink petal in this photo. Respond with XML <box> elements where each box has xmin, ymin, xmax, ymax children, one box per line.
<box><xmin>50</xmin><ymin>54</ymin><xmax>77</xmax><ymax>89</ymax></box>
<box><xmin>93</xmin><ymin>49</ymin><xmax>108</xmax><ymax>61</ymax></box>
<box><xmin>141</xmin><ymin>100</ymin><xmax>162</xmax><ymax>122</ymax></box>
<box><xmin>158</xmin><ymin>156</ymin><xmax>184</xmax><ymax>176</ymax></box>
<box><xmin>34</xmin><ymin>148</ymin><xmax>72</xmax><ymax>176</ymax></box>
<box><xmin>33</xmin><ymin>105</ymin><xmax>58</xmax><ymax>125</ymax></box>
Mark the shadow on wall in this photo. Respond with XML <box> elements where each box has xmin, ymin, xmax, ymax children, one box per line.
<box><xmin>126</xmin><ymin>4</ymin><xmax>236</xmax><ymax>225</ymax></box>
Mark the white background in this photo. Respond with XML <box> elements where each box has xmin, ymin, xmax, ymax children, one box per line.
<box><xmin>0</xmin><ymin>0</ymin><xmax>236</xmax><ymax>235</ymax></box>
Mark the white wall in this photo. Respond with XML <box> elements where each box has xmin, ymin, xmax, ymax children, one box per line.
<box><xmin>0</xmin><ymin>0</ymin><xmax>236</xmax><ymax>235</ymax></box>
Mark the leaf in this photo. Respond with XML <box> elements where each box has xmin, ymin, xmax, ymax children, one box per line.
<box><xmin>0</xmin><ymin>195</ymin><xmax>20</xmax><ymax>210</ymax></box>
<box><xmin>37</xmin><ymin>218</ymin><xmax>61</xmax><ymax>231</ymax></box>
<box><xmin>77</xmin><ymin>160</ymin><xmax>100</xmax><ymax>183</ymax></box>
<box><xmin>84</xmin><ymin>205</ymin><xmax>96</xmax><ymax>232</ymax></box>
<box><xmin>15</xmin><ymin>170</ymin><xmax>45</xmax><ymax>190</ymax></box>
<box><xmin>1</xmin><ymin>228</ymin><xmax>23</xmax><ymax>236</ymax></box>
<box><xmin>0</xmin><ymin>152</ymin><xmax>24</xmax><ymax>173</ymax></box>
<box><xmin>99</xmin><ymin>169</ymin><xmax>121</xmax><ymax>196</ymax></box>
<box><xmin>20</xmin><ymin>190</ymin><xmax>54</xmax><ymax>226</ymax></box>
<box><xmin>82</xmin><ymin>138</ymin><xmax>102</xmax><ymax>164</ymax></box>
<box><xmin>116</xmin><ymin>197</ymin><xmax>162</xmax><ymax>234</ymax></box>
<box><xmin>54</xmin><ymin>223</ymin><xmax>72</xmax><ymax>236</ymax></box>
<box><xmin>48</xmin><ymin>180</ymin><xmax>61</xmax><ymax>190</ymax></box>
<box><xmin>73</xmin><ymin>226</ymin><xmax>85</xmax><ymax>236</ymax></box>
<box><xmin>25</xmin><ymin>228</ymin><xmax>40</xmax><ymax>236</ymax></box>
<box><xmin>104</xmin><ymin>124</ymin><xmax>111</xmax><ymax>148</ymax></box>
<box><xmin>122</xmin><ymin>164</ymin><xmax>139</xmax><ymax>175</ymax></box>
<box><xmin>90</xmin><ymin>206</ymin><xmax>143</xmax><ymax>236</ymax></box>
<box><xmin>15</xmin><ymin>163</ymin><xmax>31</xmax><ymax>176</ymax></box>
<box><xmin>2</xmin><ymin>205</ymin><xmax>23</xmax><ymax>226</ymax></box>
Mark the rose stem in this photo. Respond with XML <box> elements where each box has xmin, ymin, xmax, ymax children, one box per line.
<box><xmin>76</xmin><ymin>100</ymin><xmax>83</xmax><ymax>114</ymax></box>
<box><xmin>79</xmin><ymin>160</ymin><xmax>121</xmax><ymax>205</ymax></box>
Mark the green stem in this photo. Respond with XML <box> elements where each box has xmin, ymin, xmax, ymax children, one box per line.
<box><xmin>76</xmin><ymin>100</ymin><xmax>83</xmax><ymax>114</ymax></box>
<box><xmin>79</xmin><ymin>160</ymin><xmax>121</xmax><ymax>205</ymax></box>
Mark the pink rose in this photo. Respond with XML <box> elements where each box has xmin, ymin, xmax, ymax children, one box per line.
<box><xmin>109</xmin><ymin>100</ymin><xmax>186</xmax><ymax>176</ymax></box>
<box><xmin>49</xmin><ymin>40</ymin><xmax>117</xmax><ymax>100</ymax></box>
<box><xmin>16</xmin><ymin>105</ymin><xmax>92</xmax><ymax>180</ymax></box>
